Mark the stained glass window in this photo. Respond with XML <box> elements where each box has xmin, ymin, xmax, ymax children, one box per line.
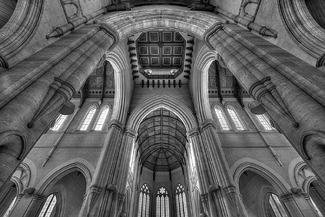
<box><xmin>256</xmin><ymin>114</ymin><xmax>273</xmax><ymax>130</ymax></box>
<box><xmin>138</xmin><ymin>184</ymin><xmax>150</xmax><ymax>217</ymax></box>
<box><xmin>175</xmin><ymin>184</ymin><xmax>188</xmax><ymax>217</ymax></box>
<box><xmin>156</xmin><ymin>187</ymin><xmax>169</xmax><ymax>217</ymax></box>
<box><xmin>214</xmin><ymin>107</ymin><xmax>230</xmax><ymax>130</ymax></box>
<box><xmin>94</xmin><ymin>106</ymin><xmax>109</xmax><ymax>131</ymax></box>
<box><xmin>38</xmin><ymin>194</ymin><xmax>57</xmax><ymax>217</ymax></box>
<box><xmin>268</xmin><ymin>194</ymin><xmax>288</xmax><ymax>217</ymax></box>
<box><xmin>51</xmin><ymin>114</ymin><xmax>67</xmax><ymax>131</ymax></box>
<box><xmin>227</xmin><ymin>106</ymin><xmax>245</xmax><ymax>130</ymax></box>
<box><xmin>80</xmin><ymin>106</ymin><xmax>96</xmax><ymax>131</ymax></box>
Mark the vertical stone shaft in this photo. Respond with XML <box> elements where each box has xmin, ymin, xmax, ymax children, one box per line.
<box><xmin>9</xmin><ymin>193</ymin><xmax>45</xmax><ymax>217</ymax></box>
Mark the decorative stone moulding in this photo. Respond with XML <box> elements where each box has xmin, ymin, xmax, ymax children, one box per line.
<box><xmin>0</xmin><ymin>0</ymin><xmax>45</xmax><ymax>68</ymax></box>
<box><xmin>278</xmin><ymin>0</ymin><xmax>325</xmax><ymax>66</ymax></box>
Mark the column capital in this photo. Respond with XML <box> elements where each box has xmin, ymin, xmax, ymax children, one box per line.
<box><xmin>187</xmin><ymin>127</ymin><xmax>200</xmax><ymax>138</ymax></box>
<box><xmin>125</xmin><ymin>128</ymin><xmax>137</xmax><ymax>138</ymax></box>
<box><xmin>97</xmin><ymin>23</ymin><xmax>119</xmax><ymax>46</ymax></box>
<box><xmin>200</xmin><ymin>119</ymin><xmax>216</xmax><ymax>131</ymax></box>
<box><xmin>203</xmin><ymin>22</ymin><xmax>225</xmax><ymax>50</ymax></box>
<box><xmin>108</xmin><ymin>119</ymin><xmax>125</xmax><ymax>131</ymax></box>
<box><xmin>280</xmin><ymin>193</ymin><xmax>294</xmax><ymax>202</ymax></box>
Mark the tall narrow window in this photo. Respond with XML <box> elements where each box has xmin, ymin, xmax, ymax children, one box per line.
<box><xmin>227</xmin><ymin>106</ymin><xmax>245</xmax><ymax>130</ymax></box>
<box><xmin>51</xmin><ymin>114</ymin><xmax>67</xmax><ymax>131</ymax></box>
<box><xmin>3</xmin><ymin>196</ymin><xmax>17</xmax><ymax>217</ymax></box>
<box><xmin>38</xmin><ymin>194</ymin><xmax>57</xmax><ymax>217</ymax></box>
<box><xmin>129</xmin><ymin>143</ymin><xmax>136</xmax><ymax>174</ymax></box>
<box><xmin>94</xmin><ymin>106</ymin><xmax>109</xmax><ymax>131</ymax></box>
<box><xmin>268</xmin><ymin>194</ymin><xmax>288</xmax><ymax>217</ymax></box>
<box><xmin>214</xmin><ymin>107</ymin><xmax>230</xmax><ymax>130</ymax></box>
<box><xmin>310</xmin><ymin>197</ymin><xmax>324</xmax><ymax>217</ymax></box>
<box><xmin>156</xmin><ymin>187</ymin><xmax>169</xmax><ymax>217</ymax></box>
<box><xmin>80</xmin><ymin>106</ymin><xmax>96</xmax><ymax>131</ymax></box>
<box><xmin>256</xmin><ymin>114</ymin><xmax>273</xmax><ymax>130</ymax></box>
<box><xmin>176</xmin><ymin>184</ymin><xmax>188</xmax><ymax>217</ymax></box>
<box><xmin>138</xmin><ymin>184</ymin><xmax>150</xmax><ymax>217</ymax></box>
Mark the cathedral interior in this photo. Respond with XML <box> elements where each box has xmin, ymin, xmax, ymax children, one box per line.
<box><xmin>1</xmin><ymin>0</ymin><xmax>325</xmax><ymax>216</ymax></box>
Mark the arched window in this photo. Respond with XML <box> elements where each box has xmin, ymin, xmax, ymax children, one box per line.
<box><xmin>268</xmin><ymin>194</ymin><xmax>288</xmax><ymax>217</ymax></box>
<box><xmin>51</xmin><ymin>114</ymin><xmax>67</xmax><ymax>131</ymax></box>
<box><xmin>138</xmin><ymin>184</ymin><xmax>150</xmax><ymax>217</ymax></box>
<box><xmin>310</xmin><ymin>197</ymin><xmax>323</xmax><ymax>217</ymax></box>
<box><xmin>214</xmin><ymin>107</ymin><xmax>230</xmax><ymax>130</ymax></box>
<box><xmin>3</xmin><ymin>196</ymin><xmax>17</xmax><ymax>217</ymax></box>
<box><xmin>227</xmin><ymin>106</ymin><xmax>245</xmax><ymax>130</ymax></box>
<box><xmin>38</xmin><ymin>194</ymin><xmax>57</xmax><ymax>217</ymax></box>
<box><xmin>94</xmin><ymin>106</ymin><xmax>109</xmax><ymax>131</ymax></box>
<box><xmin>256</xmin><ymin>114</ymin><xmax>273</xmax><ymax>130</ymax></box>
<box><xmin>80</xmin><ymin>106</ymin><xmax>96</xmax><ymax>131</ymax></box>
<box><xmin>156</xmin><ymin>187</ymin><xmax>169</xmax><ymax>217</ymax></box>
<box><xmin>175</xmin><ymin>184</ymin><xmax>188</xmax><ymax>217</ymax></box>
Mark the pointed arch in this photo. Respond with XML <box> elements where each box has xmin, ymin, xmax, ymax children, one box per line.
<box><xmin>94</xmin><ymin>105</ymin><xmax>109</xmax><ymax>131</ymax></box>
<box><xmin>226</xmin><ymin>105</ymin><xmax>246</xmax><ymax>131</ymax></box>
<box><xmin>79</xmin><ymin>105</ymin><xmax>96</xmax><ymax>131</ymax></box>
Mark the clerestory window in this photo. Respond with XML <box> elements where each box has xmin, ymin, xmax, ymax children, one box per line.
<box><xmin>268</xmin><ymin>194</ymin><xmax>288</xmax><ymax>217</ymax></box>
<box><xmin>256</xmin><ymin>114</ymin><xmax>273</xmax><ymax>131</ymax></box>
<box><xmin>175</xmin><ymin>184</ymin><xmax>188</xmax><ymax>217</ymax></box>
<box><xmin>51</xmin><ymin>114</ymin><xmax>67</xmax><ymax>131</ymax></box>
<box><xmin>38</xmin><ymin>194</ymin><xmax>57</xmax><ymax>217</ymax></box>
<box><xmin>138</xmin><ymin>184</ymin><xmax>150</xmax><ymax>217</ymax></box>
<box><xmin>80</xmin><ymin>106</ymin><xmax>96</xmax><ymax>131</ymax></box>
<box><xmin>156</xmin><ymin>187</ymin><xmax>169</xmax><ymax>217</ymax></box>
<box><xmin>94</xmin><ymin>106</ymin><xmax>109</xmax><ymax>131</ymax></box>
<box><xmin>214</xmin><ymin>107</ymin><xmax>230</xmax><ymax>130</ymax></box>
<box><xmin>3</xmin><ymin>196</ymin><xmax>17</xmax><ymax>217</ymax></box>
<box><xmin>227</xmin><ymin>106</ymin><xmax>245</xmax><ymax>130</ymax></box>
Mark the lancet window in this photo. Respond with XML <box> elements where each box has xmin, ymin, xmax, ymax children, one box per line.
<box><xmin>3</xmin><ymin>196</ymin><xmax>17</xmax><ymax>217</ymax></box>
<box><xmin>80</xmin><ymin>106</ymin><xmax>96</xmax><ymax>131</ymax></box>
<box><xmin>256</xmin><ymin>114</ymin><xmax>273</xmax><ymax>130</ymax></box>
<box><xmin>51</xmin><ymin>114</ymin><xmax>67</xmax><ymax>131</ymax></box>
<box><xmin>138</xmin><ymin>184</ymin><xmax>150</xmax><ymax>217</ymax></box>
<box><xmin>175</xmin><ymin>184</ymin><xmax>188</xmax><ymax>217</ymax></box>
<box><xmin>156</xmin><ymin>187</ymin><xmax>169</xmax><ymax>217</ymax></box>
<box><xmin>227</xmin><ymin>106</ymin><xmax>245</xmax><ymax>130</ymax></box>
<box><xmin>94</xmin><ymin>106</ymin><xmax>109</xmax><ymax>131</ymax></box>
<box><xmin>268</xmin><ymin>194</ymin><xmax>288</xmax><ymax>217</ymax></box>
<box><xmin>214</xmin><ymin>107</ymin><xmax>230</xmax><ymax>130</ymax></box>
<box><xmin>38</xmin><ymin>194</ymin><xmax>57</xmax><ymax>217</ymax></box>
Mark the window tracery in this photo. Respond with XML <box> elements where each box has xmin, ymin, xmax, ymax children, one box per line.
<box><xmin>94</xmin><ymin>106</ymin><xmax>109</xmax><ymax>131</ymax></box>
<box><xmin>51</xmin><ymin>114</ymin><xmax>67</xmax><ymax>131</ymax></box>
<box><xmin>38</xmin><ymin>194</ymin><xmax>57</xmax><ymax>217</ymax></box>
<box><xmin>268</xmin><ymin>194</ymin><xmax>288</xmax><ymax>217</ymax></box>
<box><xmin>138</xmin><ymin>184</ymin><xmax>150</xmax><ymax>217</ymax></box>
<box><xmin>80</xmin><ymin>106</ymin><xmax>96</xmax><ymax>131</ymax></box>
<box><xmin>256</xmin><ymin>114</ymin><xmax>273</xmax><ymax>130</ymax></box>
<box><xmin>175</xmin><ymin>184</ymin><xmax>188</xmax><ymax>217</ymax></box>
<box><xmin>214</xmin><ymin>107</ymin><xmax>230</xmax><ymax>130</ymax></box>
<box><xmin>227</xmin><ymin>106</ymin><xmax>245</xmax><ymax>130</ymax></box>
<box><xmin>156</xmin><ymin>187</ymin><xmax>169</xmax><ymax>217</ymax></box>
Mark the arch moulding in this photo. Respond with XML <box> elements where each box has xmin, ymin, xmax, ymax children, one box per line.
<box><xmin>231</xmin><ymin>157</ymin><xmax>291</xmax><ymax>194</ymax></box>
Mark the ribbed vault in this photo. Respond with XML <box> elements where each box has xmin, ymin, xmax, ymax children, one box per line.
<box><xmin>138</xmin><ymin>108</ymin><xmax>187</xmax><ymax>171</ymax></box>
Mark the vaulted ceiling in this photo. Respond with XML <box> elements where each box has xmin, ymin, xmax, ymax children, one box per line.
<box><xmin>138</xmin><ymin>108</ymin><xmax>187</xmax><ymax>172</ymax></box>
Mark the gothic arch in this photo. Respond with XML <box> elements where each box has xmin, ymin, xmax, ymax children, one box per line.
<box><xmin>126</xmin><ymin>95</ymin><xmax>198</xmax><ymax>133</ymax></box>
<box><xmin>231</xmin><ymin>157</ymin><xmax>291</xmax><ymax>194</ymax></box>
<box><xmin>36</xmin><ymin>158</ymin><xmax>94</xmax><ymax>194</ymax></box>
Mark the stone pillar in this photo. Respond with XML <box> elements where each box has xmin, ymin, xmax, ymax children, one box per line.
<box><xmin>280</xmin><ymin>189</ymin><xmax>318</xmax><ymax>217</ymax></box>
<box><xmin>205</xmin><ymin>23</ymin><xmax>325</xmax><ymax>183</ymax></box>
<box><xmin>0</xmin><ymin>24</ymin><xmax>118</xmax><ymax>192</ymax></box>
<box><xmin>9</xmin><ymin>193</ymin><xmax>45</xmax><ymax>217</ymax></box>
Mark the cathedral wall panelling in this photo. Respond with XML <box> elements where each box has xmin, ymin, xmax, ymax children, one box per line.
<box><xmin>210</xmin><ymin>0</ymin><xmax>241</xmax><ymax>16</ymax></box>
<box><xmin>79</xmin><ymin>0</ymin><xmax>111</xmax><ymax>17</ymax></box>
<box><xmin>5</xmin><ymin>0</ymin><xmax>67</xmax><ymax>67</ymax></box>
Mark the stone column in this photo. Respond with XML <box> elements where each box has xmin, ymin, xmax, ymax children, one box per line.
<box><xmin>280</xmin><ymin>189</ymin><xmax>318</xmax><ymax>217</ymax></box>
<box><xmin>9</xmin><ymin>192</ymin><xmax>45</xmax><ymax>217</ymax></box>
<box><xmin>0</xmin><ymin>24</ymin><xmax>118</xmax><ymax>192</ymax></box>
<box><xmin>205</xmin><ymin>23</ymin><xmax>325</xmax><ymax>183</ymax></box>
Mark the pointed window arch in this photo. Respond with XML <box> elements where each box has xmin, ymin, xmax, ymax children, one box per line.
<box><xmin>256</xmin><ymin>114</ymin><xmax>273</xmax><ymax>130</ymax></box>
<box><xmin>175</xmin><ymin>184</ymin><xmax>188</xmax><ymax>217</ymax></box>
<box><xmin>268</xmin><ymin>194</ymin><xmax>288</xmax><ymax>217</ymax></box>
<box><xmin>214</xmin><ymin>107</ymin><xmax>230</xmax><ymax>130</ymax></box>
<box><xmin>38</xmin><ymin>194</ymin><xmax>57</xmax><ymax>217</ymax></box>
<box><xmin>3</xmin><ymin>196</ymin><xmax>17</xmax><ymax>217</ymax></box>
<box><xmin>80</xmin><ymin>106</ymin><xmax>96</xmax><ymax>131</ymax></box>
<box><xmin>51</xmin><ymin>114</ymin><xmax>67</xmax><ymax>131</ymax></box>
<box><xmin>138</xmin><ymin>184</ymin><xmax>150</xmax><ymax>217</ymax></box>
<box><xmin>227</xmin><ymin>106</ymin><xmax>245</xmax><ymax>130</ymax></box>
<box><xmin>156</xmin><ymin>187</ymin><xmax>169</xmax><ymax>217</ymax></box>
<box><xmin>94</xmin><ymin>106</ymin><xmax>109</xmax><ymax>131</ymax></box>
